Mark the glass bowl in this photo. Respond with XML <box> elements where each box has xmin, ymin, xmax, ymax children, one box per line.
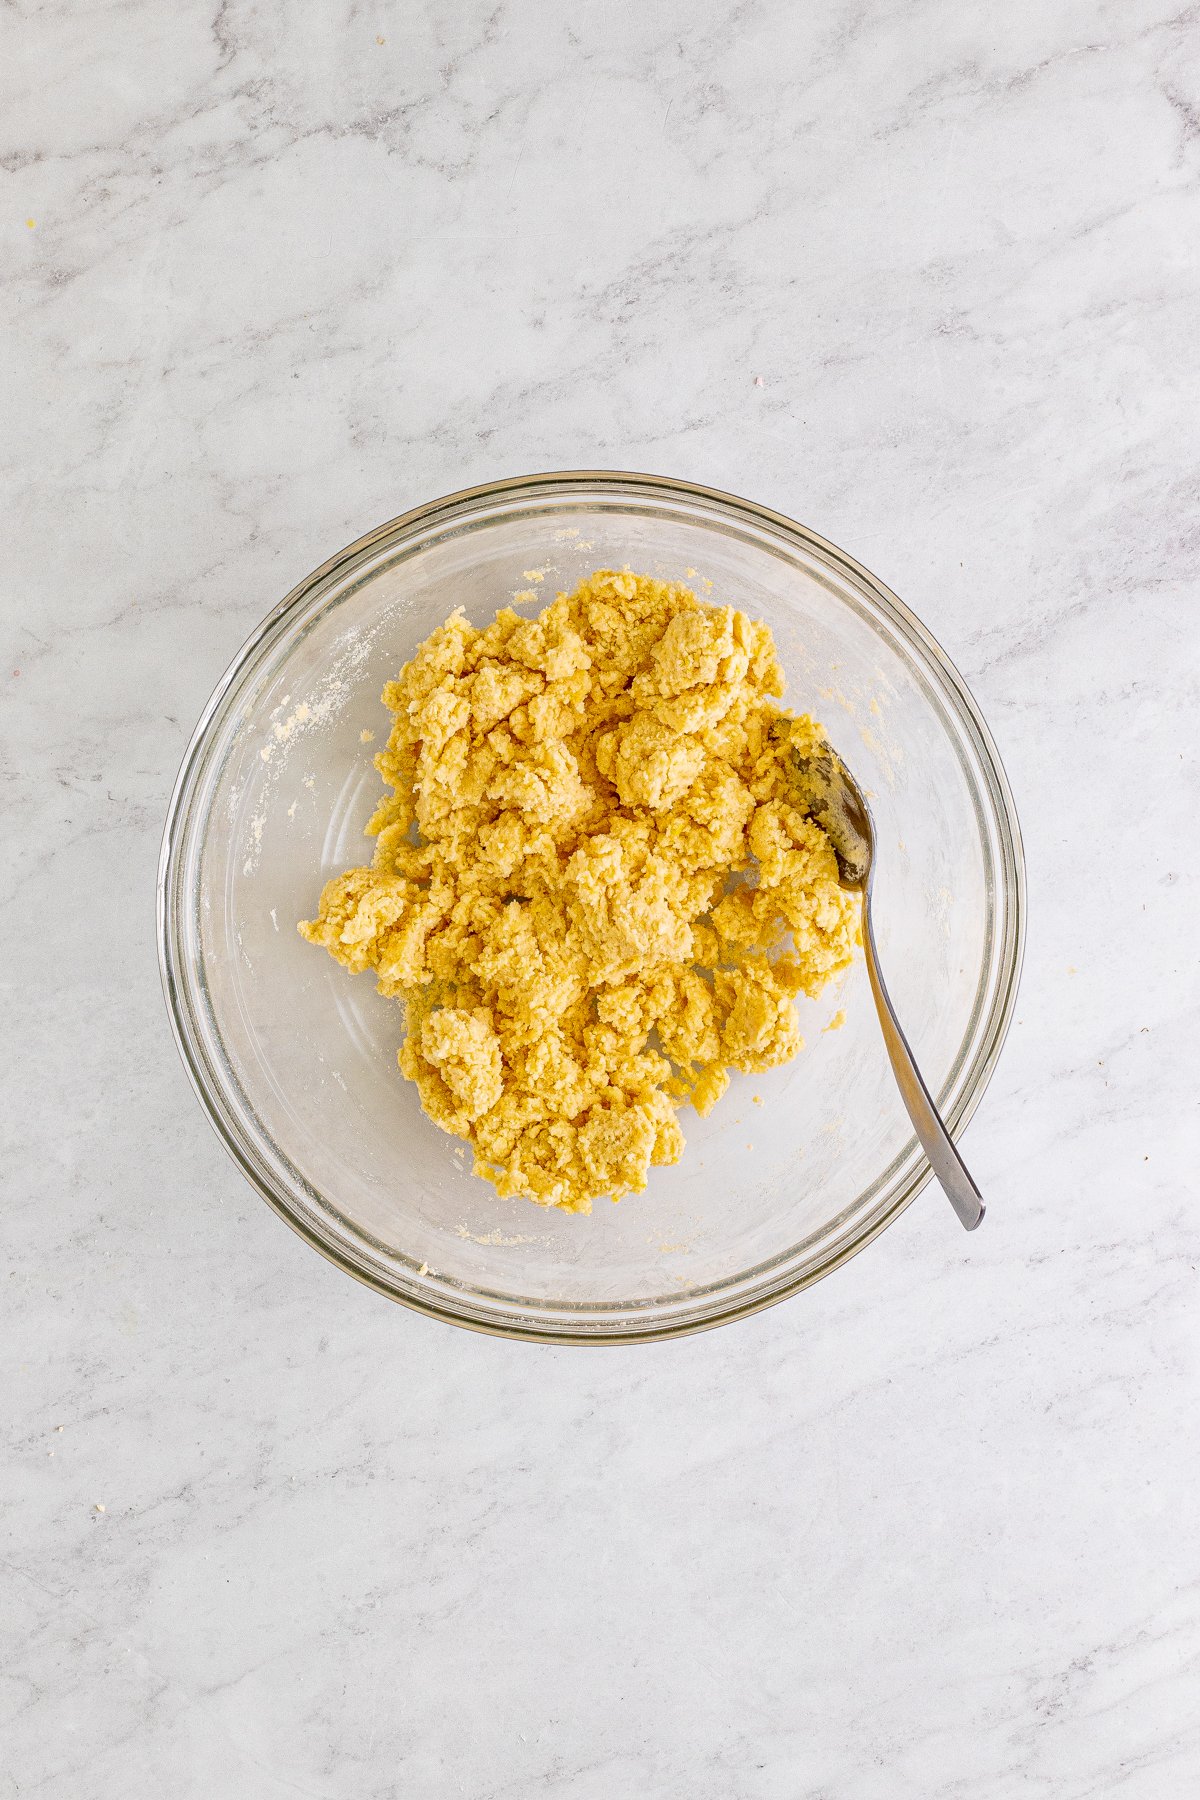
<box><xmin>158</xmin><ymin>472</ymin><xmax>1024</xmax><ymax>1342</ymax></box>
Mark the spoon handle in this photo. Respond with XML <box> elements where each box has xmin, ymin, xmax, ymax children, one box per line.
<box><xmin>860</xmin><ymin>893</ymin><xmax>986</xmax><ymax>1232</ymax></box>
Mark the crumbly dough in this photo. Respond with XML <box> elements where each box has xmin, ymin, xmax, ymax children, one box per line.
<box><xmin>300</xmin><ymin>570</ymin><xmax>856</xmax><ymax>1213</ymax></box>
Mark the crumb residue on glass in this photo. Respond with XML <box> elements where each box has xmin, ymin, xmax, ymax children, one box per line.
<box><xmin>455</xmin><ymin>1224</ymin><xmax>542</xmax><ymax>1247</ymax></box>
<box><xmin>274</xmin><ymin>702</ymin><xmax>310</xmax><ymax>740</ymax></box>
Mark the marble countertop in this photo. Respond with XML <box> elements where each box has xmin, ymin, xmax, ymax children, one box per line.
<box><xmin>5</xmin><ymin>1</ymin><xmax>1199</xmax><ymax>1793</ymax></box>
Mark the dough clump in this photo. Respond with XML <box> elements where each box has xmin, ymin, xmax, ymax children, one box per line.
<box><xmin>300</xmin><ymin>571</ymin><xmax>856</xmax><ymax>1212</ymax></box>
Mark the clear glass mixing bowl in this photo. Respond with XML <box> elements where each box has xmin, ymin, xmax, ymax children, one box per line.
<box><xmin>158</xmin><ymin>472</ymin><xmax>1025</xmax><ymax>1342</ymax></box>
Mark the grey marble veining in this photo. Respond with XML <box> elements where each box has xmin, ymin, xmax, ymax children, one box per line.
<box><xmin>4</xmin><ymin>0</ymin><xmax>1200</xmax><ymax>1793</ymax></box>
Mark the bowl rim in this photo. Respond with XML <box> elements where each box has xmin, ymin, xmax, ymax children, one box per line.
<box><xmin>158</xmin><ymin>468</ymin><xmax>1026</xmax><ymax>1344</ymax></box>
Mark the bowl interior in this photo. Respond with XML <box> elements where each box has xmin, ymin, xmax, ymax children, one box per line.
<box><xmin>167</xmin><ymin>480</ymin><xmax>1018</xmax><ymax>1338</ymax></box>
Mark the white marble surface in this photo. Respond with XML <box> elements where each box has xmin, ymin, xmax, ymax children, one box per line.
<box><xmin>5</xmin><ymin>0</ymin><xmax>1200</xmax><ymax>1792</ymax></box>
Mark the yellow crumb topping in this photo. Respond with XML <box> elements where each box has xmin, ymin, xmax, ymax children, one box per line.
<box><xmin>300</xmin><ymin>570</ymin><xmax>856</xmax><ymax>1213</ymax></box>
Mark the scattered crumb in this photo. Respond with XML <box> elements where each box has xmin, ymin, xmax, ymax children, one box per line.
<box><xmin>455</xmin><ymin>1224</ymin><xmax>540</xmax><ymax>1247</ymax></box>
<box><xmin>858</xmin><ymin>725</ymin><xmax>891</xmax><ymax>767</ymax></box>
<box><xmin>93</xmin><ymin>1503</ymin><xmax>105</xmax><ymax>1514</ymax></box>
<box><xmin>752</xmin><ymin>1094</ymin><xmax>763</xmax><ymax>1105</ymax></box>
<box><xmin>243</xmin><ymin>812</ymin><xmax>267</xmax><ymax>875</ymax></box>
<box><xmin>376</xmin><ymin>34</ymin><xmax>385</xmax><ymax>43</ymax></box>
<box><xmin>818</xmin><ymin>684</ymin><xmax>856</xmax><ymax>717</ymax></box>
<box><xmin>287</xmin><ymin>800</ymin><xmax>298</xmax><ymax>819</ymax></box>
<box><xmin>418</xmin><ymin>1262</ymin><xmax>429</xmax><ymax>1276</ymax></box>
<box><xmin>360</xmin><ymin>729</ymin><xmax>375</xmax><ymax>744</ymax></box>
<box><xmin>270</xmin><ymin>908</ymin><xmax>278</xmax><ymax>931</ymax></box>
<box><xmin>273</xmin><ymin>702</ymin><xmax>311</xmax><ymax>743</ymax></box>
<box><xmin>685</xmin><ymin>567</ymin><xmax>698</xmax><ymax>579</ymax></box>
<box><xmin>26</xmin><ymin>218</ymin><xmax>36</xmax><ymax>229</ymax></box>
<box><xmin>522</xmin><ymin>569</ymin><xmax>546</xmax><ymax>583</ymax></box>
<box><xmin>869</xmin><ymin>697</ymin><xmax>883</xmax><ymax>716</ymax></box>
<box><xmin>824</xmin><ymin>1009</ymin><xmax>846</xmax><ymax>1032</ymax></box>
<box><xmin>753</xmin><ymin>374</ymin><xmax>765</xmax><ymax>388</ymax></box>
<box><xmin>1068</xmin><ymin>965</ymin><xmax>1077</xmax><ymax>974</ymax></box>
<box><xmin>303</xmin><ymin>776</ymin><xmax>315</xmax><ymax>789</ymax></box>
<box><xmin>512</xmin><ymin>588</ymin><xmax>538</xmax><ymax>604</ymax></box>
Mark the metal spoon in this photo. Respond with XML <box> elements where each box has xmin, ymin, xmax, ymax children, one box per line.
<box><xmin>790</xmin><ymin>735</ymin><xmax>986</xmax><ymax>1231</ymax></box>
